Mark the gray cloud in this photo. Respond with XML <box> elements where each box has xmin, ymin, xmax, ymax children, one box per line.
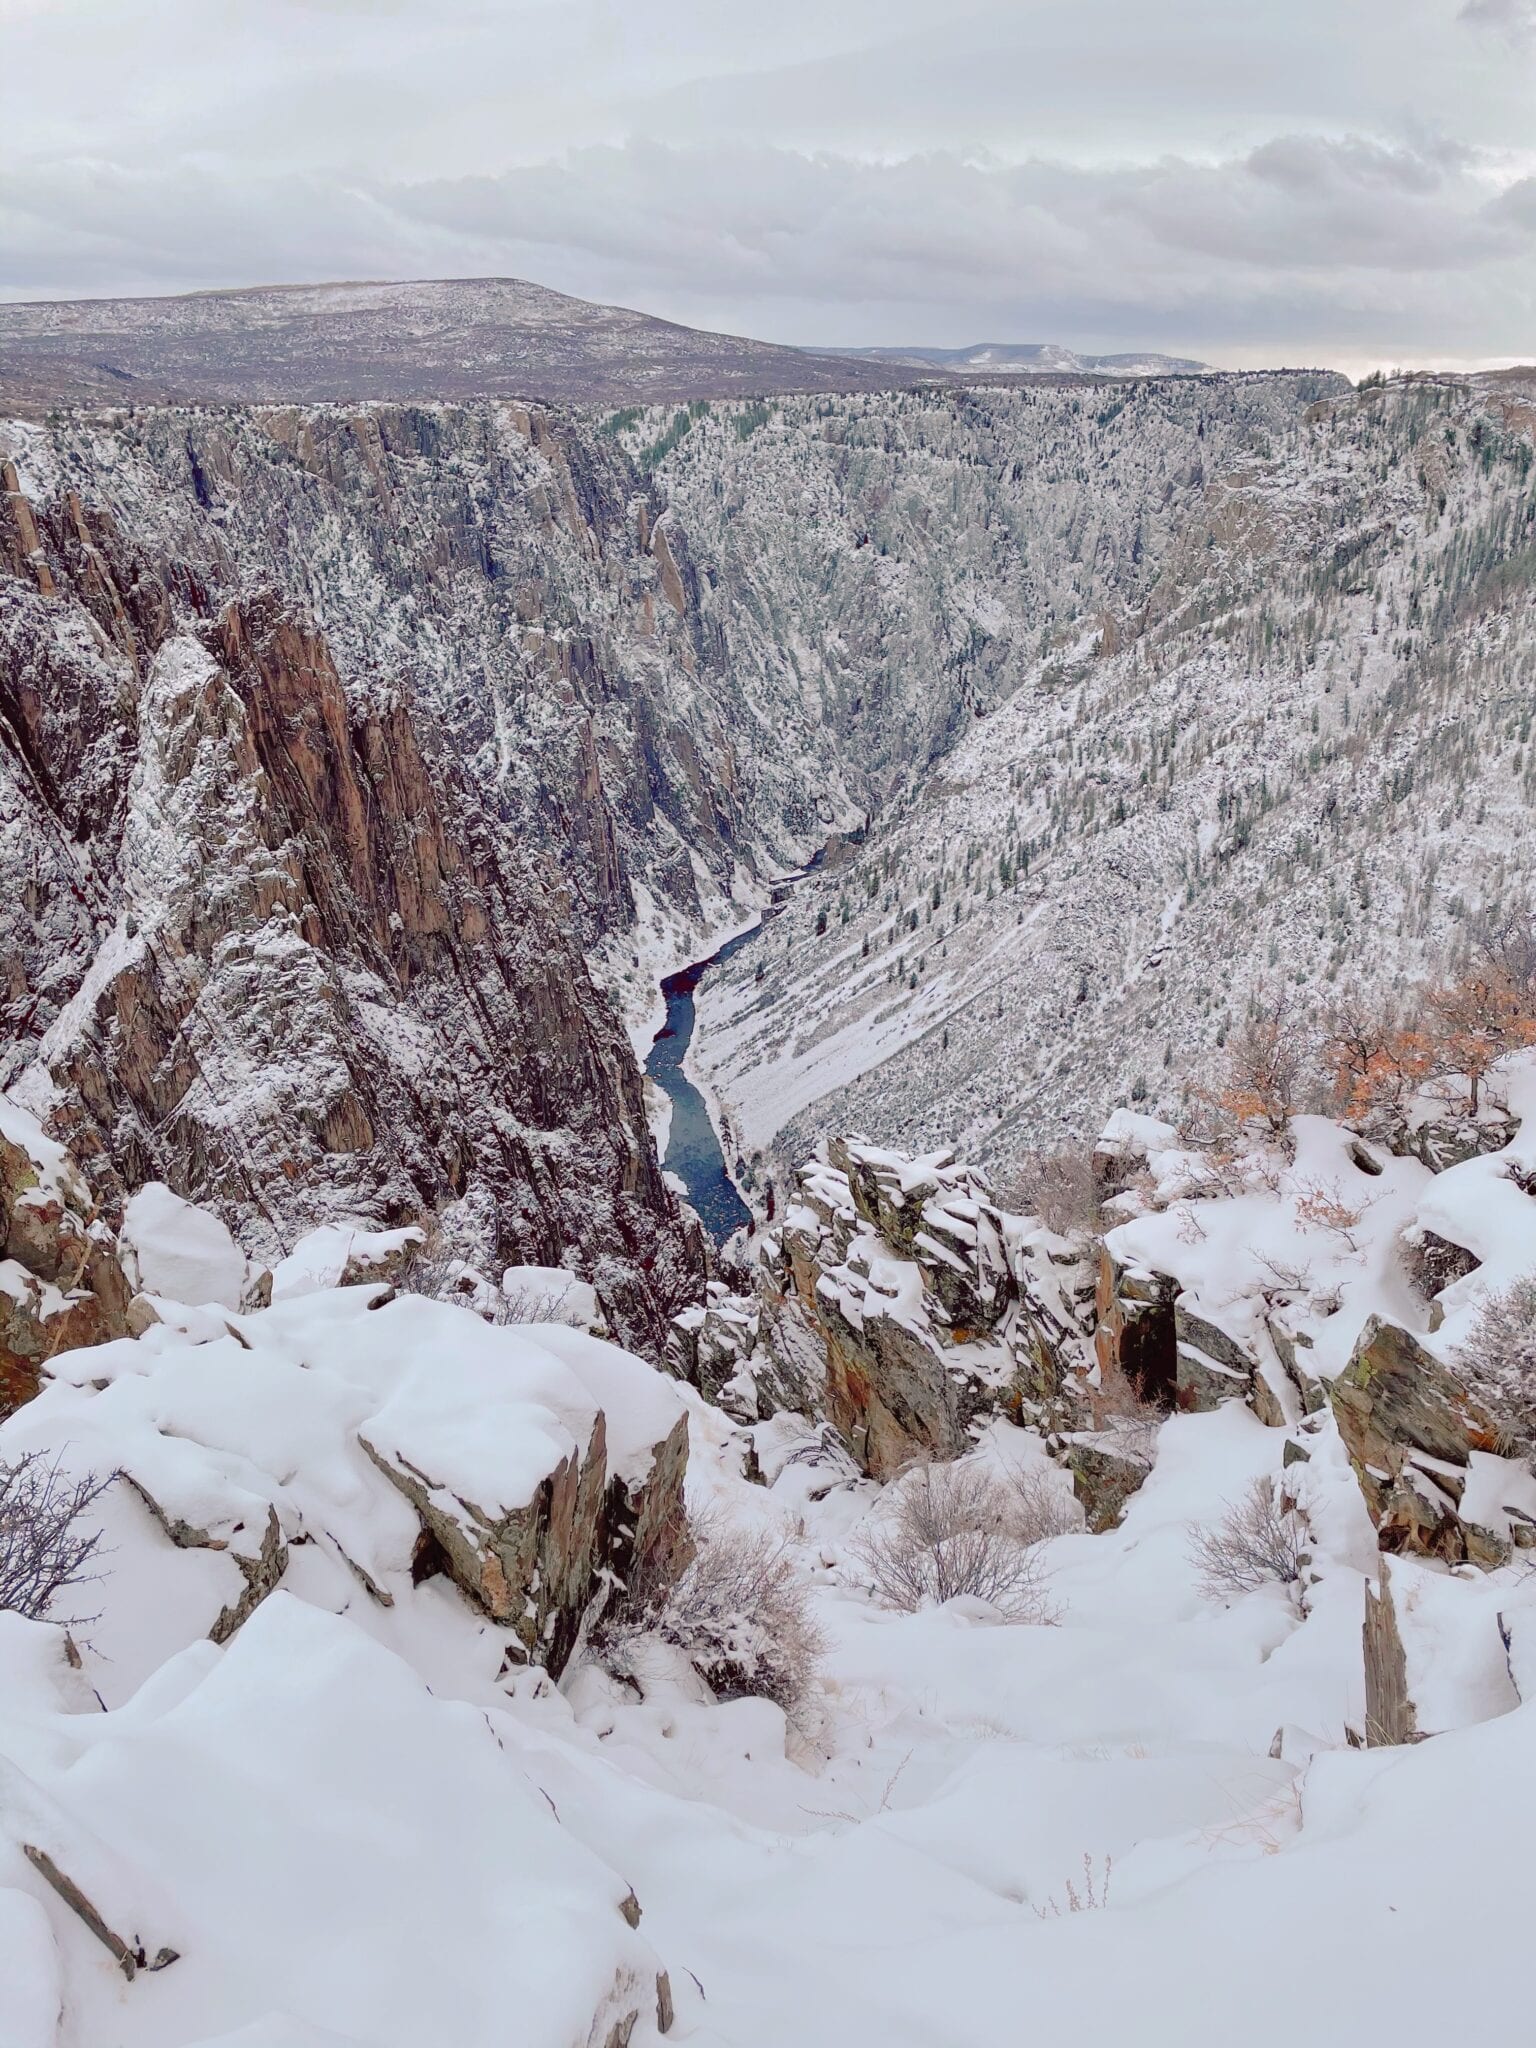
<box><xmin>1</xmin><ymin>0</ymin><xmax>1533</xmax><ymax>364</ymax></box>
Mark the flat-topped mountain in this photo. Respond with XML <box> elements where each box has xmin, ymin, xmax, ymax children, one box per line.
<box><xmin>0</xmin><ymin>275</ymin><xmax>950</xmax><ymax>410</ymax></box>
<box><xmin>0</xmin><ymin>278</ymin><xmax>1226</xmax><ymax>412</ymax></box>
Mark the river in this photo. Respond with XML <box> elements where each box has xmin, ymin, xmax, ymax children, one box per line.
<box><xmin>645</xmin><ymin>859</ymin><xmax>824</xmax><ymax>1242</ymax></box>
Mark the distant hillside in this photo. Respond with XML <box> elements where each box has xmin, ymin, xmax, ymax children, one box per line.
<box><xmin>829</xmin><ymin>341</ymin><xmax>1213</xmax><ymax>375</ymax></box>
<box><xmin>0</xmin><ymin>276</ymin><xmax>938</xmax><ymax>411</ymax></box>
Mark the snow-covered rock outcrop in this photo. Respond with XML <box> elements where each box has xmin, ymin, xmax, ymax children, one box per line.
<box><xmin>691</xmin><ymin>1138</ymin><xmax>1093</xmax><ymax>1478</ymax></box>
<box><xmin>0</xmin><ymin>1096</ymin><xmax>129</xmax><ymax>1416</ymax></box>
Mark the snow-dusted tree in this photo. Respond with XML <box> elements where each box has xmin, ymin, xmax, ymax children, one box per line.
<box><xmin>1323</xmin><ymin>990</ymin><xmax>1434</xmax><ymax>1122</ymax></box>
<box><xmin>1424</xmin><ymin>972</ymin><xmax>1536</xmax><ymax>1114</ymax></box>
<box><xmin>0</xmin><ymin>1452</ymin><xmax>114</xmax><ymax>1625</ymax></box>
<box><xmin>1216</xmin><ymin>990</ymin><xmax>1315</xmax><ymax>1135</ymax></box>
<box><xmin>1457</xmin><ymin>1276</ymin><xmax>1536</xmax><ymax>1453</ymax></box>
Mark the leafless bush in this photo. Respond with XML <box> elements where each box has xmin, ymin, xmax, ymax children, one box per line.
<box><xmin>1214</xmin><ymin>989</ymin><xmax>1318</xmax><ymax>1135</ymax></box>
<box><xmin>1457</xmin><ymin>1274</ymin><xmax>1536</xmax><ymax>1453</ymax></box>
<box><xmin>601</xmin><ymin>1518</ymin><xmax>825</xmax><ymax>1717</ymax></box>
<box><xmin>1293</xmin><ymin>1178</ymin><xmax>1369</xmax><ymax>1253</ymax></box>
<box><xmin>1008</xmin><ymin>1146</ymin><xmax>1103</xmax><ymax>1238</ymax></box>
<box><xmin>0</xmin><ymin>1452</ymin><xmax>114</xmax><ymax>1625</ymax></box>
<box><xmin>1091</xmin><ymin>1365</ymin><xmax>1163</xmax><ymax>1466</ymax></box>
<box><xmin>851</xmin><ymin>1461</ymin><xmax>1060</xmax><ymax>1621</ymax></box>
<box><xmin>1033</xmin><ymin>1852</ymin><xmax>1113</xmax><ymax>1918</ymax></box>
<box><xmin>1000</xmin><ymin>1462</ymin><xmax>1084</xmax><ymax>1543</ymax></box>
<box><xmin>1187</xmin><ymin>1477</ymin><xmax>1304</xmax><ymax>1601</ymax></box>
<box><xmin>396</xmin><ymin>1225</ymin><xmax>584</xmax><ymax>1326</ymax></box>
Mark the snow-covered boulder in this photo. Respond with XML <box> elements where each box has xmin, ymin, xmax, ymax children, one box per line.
<box><xmin>0</xmin><ymin>1595</ymin><xmax>667</xmax><ymax>2048</ymax></box>
<box><xmin>121</xmin><ymin>1182</ymin><xmax>263</xmax><ymax>1311</ymax></box>
<box><xmin>1</xmin><ymin>1285</ymin><xmax>689</xmax><ymax>1684</ymax></box>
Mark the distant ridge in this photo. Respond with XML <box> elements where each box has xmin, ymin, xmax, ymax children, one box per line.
<box><xmin>0</xmin><ymin>277</ymin><xmax>1209</xmax><ymax>412</ymax></box>
<box><xmin>826</xmin><ymin>341</ymin><xmax>1213</xmax><ymax>376</ymax></box>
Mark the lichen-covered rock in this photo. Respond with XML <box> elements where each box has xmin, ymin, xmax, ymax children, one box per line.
<box><xmin>1064</xmin><ymin>1436</ymin><xmax>1153</xmax><ymax>1533</ymax></box>
<box><xmin>361</xmin><ymin>1319</ymin><xmax>691</xmax><ymax>1675</ymax></box>
<box><xmin>0</xmin><ymin>1095</ymin><xmax>131</xmax><ymax>1416</ymax></box>
<box><xmin>1329</xmin><ymin>1316</ymin><xmax>1517</xmax><ymax>1566</ymax></box>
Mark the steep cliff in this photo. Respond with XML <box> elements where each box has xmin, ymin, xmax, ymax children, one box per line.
<box><xmin>0</xmin><ymin>417</ymin><xmax>715</xmax><ymax>1348</ymax></box>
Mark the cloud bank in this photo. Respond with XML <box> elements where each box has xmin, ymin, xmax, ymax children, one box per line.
<box><xmin>2</xmin><ymin>0</ymin><xmax>1533</xmax><ymax>366</ymax></box>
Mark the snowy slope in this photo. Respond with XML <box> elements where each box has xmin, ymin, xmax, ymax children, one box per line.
<box><xmin>5</xmin><ymin>1116</ymin><xmax>1536</xmax><ymax>2046</ymax></box>
<box><xmin>683</xmin><ymin>374</ymin><xmax>1536</xmax><ymax>1180</ymax></box>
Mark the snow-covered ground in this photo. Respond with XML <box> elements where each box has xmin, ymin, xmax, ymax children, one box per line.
<box><xmin>5</xmin><ymin>1115</ymin><xmax>1536</xmax><ymax>2047</ymax></box>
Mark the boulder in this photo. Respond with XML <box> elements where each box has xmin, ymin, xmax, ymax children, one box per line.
<box><xmin>1330</xmin><ymin>1316</ymin><xmax>1513</xmax><ymax>1565</ymax></box>
<box><xmin>1065</xmin><ymin>1437</ymin><xmax>1153</xmax><ymax>1533</ymax></box>
<box><xmin>0</xmin><ymin>1098</ymin><xmax>131</xmax><ymax>1417</ymax></box>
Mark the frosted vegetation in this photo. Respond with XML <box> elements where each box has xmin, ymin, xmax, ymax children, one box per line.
<box><xmin>662</xmin><ymin>376</ymin><xmax>1536</xmax><ymax>1183</ymax></box>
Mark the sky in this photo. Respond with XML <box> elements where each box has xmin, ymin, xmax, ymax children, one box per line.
<box><xmin>2</xmin><ymin>0</ymin><xmax>1534</xmax><ymax>372</ymax></box>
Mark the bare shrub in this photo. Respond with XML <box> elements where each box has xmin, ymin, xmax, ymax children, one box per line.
<box><xmin>1293</xmin><ymin>1178</ymin><xmax>1369</xmax><ymax>1252</ymax></box>
<box><xmin>394</xmin><ymin>1221</ymin><xmax>476</xmax><ymax>1306</ymax></box>
<box><xmin>396</xmin><ymin>1225</ymin><xmax>585</xmax><ymax>1326</ymax></box>
<box><xmin>1008</xmin><ymin>1146</ymin><xmax>1103</xmax><ymax>1238</ymax></box>
<box><xmin>851</xmin><ymin>1461</ymin><xmax>1060</xmax><ymax>1621</ymax></box>
<box><xmin>1457</xmin><ymin>1274</ymin><xmax>1536</xmax><ymax>1453</ymax></box>
<box><xmin>1187</xmin><ymin>1477</ymin><xmax>1304</xmax><ymax>1601</ymax></box>
<box><xmin>1000</xmin><ymin>1462</ymin><xmax>1084</xmax><ymax>1544</ymax></box>
<box><xmin>1033</xmin><ymin>1853</ymin><xmax>1113</xmax><ymax>1918</ymax></box>
<box><xmin>601</xmin><ymin>1518</ymin><xmax>825</xmax><ymax>1718</ymax></box>
<box><xmin>0</xmin><ymin>1452</ymin><xmax>114</xmax><ymax>1625</ymax></box>
<box><xmin>1091</xmin><ymin>1365</ymin><xmax>1163</xmax><ymax>1466</ymax></box>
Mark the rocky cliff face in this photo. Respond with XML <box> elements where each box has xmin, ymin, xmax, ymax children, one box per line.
<box><xmin>0</xmin><ymin>418</ymin><xmax>714</xmax><ymax>1348</ymax></box>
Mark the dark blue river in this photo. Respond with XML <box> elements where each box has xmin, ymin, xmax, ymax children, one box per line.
<box><xmin>645</xmin><ymin>922</ymin><xmax>762</xmax><ymax>1242</ymax></box>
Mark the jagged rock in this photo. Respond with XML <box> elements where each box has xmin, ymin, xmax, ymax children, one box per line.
<box><xmin>1173</xmin><ymin>1302</ymin><xmax>1258</xmax><ymax>1413</ymax></box>
<box><xmin>1329</xmin><ymin>1316</ymin><xmax>1513</xmax><ymax>1565</ymax></box>
<box><xmin>0</xmin><ymin>1098</ymin><xmax>131</xmax><ymax>1416</ymax></box>
<box><xmin>1065</xmin><ymin>1437</ymin><xmax>1152</xmax><ymax>1533</ymax></box>
<box><xmin>1363</xmin><ymin>1561</ymin><xmax>1418</xmax><ymax>1748</ymax></box>
<box><xmin>1094</xmin><ymin>1248</ymin><xmax>1178</xmax><ymax>1409</ymax></box>
<box><xmin>362</xmin><ymin>1403</ymin><xmax>689</xmax><ymax>1677</ymax></box>
<box><xmin>692</xmin><ymin>1141</ymin><xmax>1095</xmax><ymax>1476</ymax></box>
<box><xmin>123</xmin><ymin>1479</ymin><xmax>291</xmax><ymax>1644</ymax></box>
<box><xmin>668</xmin><ymin>1281</ymin><xmax>759</xmax><ymax>1412</ymax></box>
<box><xmin>2</xmin><ymin>405</ymin><xmax>742</xmax><ymax>1356</ymax></box>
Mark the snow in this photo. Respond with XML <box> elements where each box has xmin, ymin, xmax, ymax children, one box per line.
<box><xmin>121</xmin><ymin>1184</ymin><xmax>253</xmax><ymax>1311</ymax></box>
<box><xmin>10</xmin><ymin>1101</ymin><xmax>1536</xmax><ymax>2045</ymax></box>
<box><xmin>270</xmin><ymin>1225</ymin><xmax>422</xmax><ymax>1303</ymax></box>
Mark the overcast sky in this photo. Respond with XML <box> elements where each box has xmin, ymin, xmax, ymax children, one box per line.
<box><xmin>2</xmin><ymin>0</ymin><xmax>1534</xmax><ymax>371</ymax></box>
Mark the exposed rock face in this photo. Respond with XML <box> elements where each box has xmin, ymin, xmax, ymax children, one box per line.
<box><xmin>1363</xmin><ymin>1562</ymin><xmax>1418</xmax><ymax>1748</ymax></box>
<box><xmin>0</xmin><ymin>1097</ymin><xmax>130</xmax><ymax>1415</ymax></box>
<box><xmin>702</xmin><ymin>1140</ymin><xmax>1093</xmax><ymax>1479</ymax></box>
<box><xmin>364</xmin><ymin>1402</ymin><xmax>689</xmax><ymax>1678</ymax></box>
<box><xmin>1329</xmin><ymin>1316</ymin><xmax>1515</xmax><ymax>1566</ymax></box>
<box><xmin>1094</xmin><ymin>1249</ymin><xmax>1178</xmax><ymax>1409</ymax></box>
<box><xmin>1</xmin><ymin>418</ymin><xmax>709</xmax><ymax>1349</ymax></box>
